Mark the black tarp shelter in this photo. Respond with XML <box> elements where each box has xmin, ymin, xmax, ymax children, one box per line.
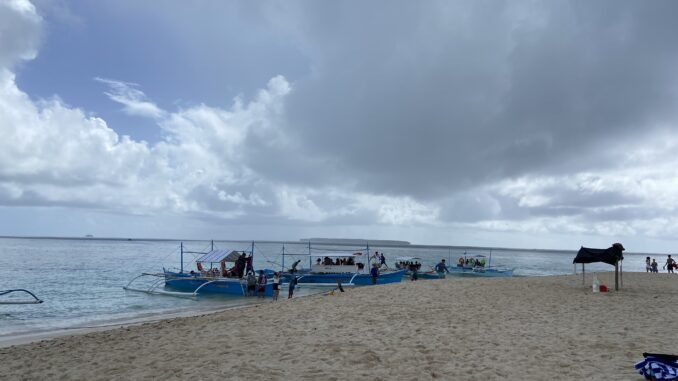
<box><xmin>573</xmin><ymin>243</ymin><xmax>625</xmax><ymax>290</ymax></box>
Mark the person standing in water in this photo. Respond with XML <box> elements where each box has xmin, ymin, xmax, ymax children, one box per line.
<box><xmin>646</xmin><ymin>256</ymin><xmax>652</xmax><ymax>273</ymax></box>
<box><xmin>435</xmin><ymin>259</ymin><xmax>450</xmax><ymax>279</ymax></box>
<box><xmin>288</xmin><ymin>276</ymin><xmax>298</xmax><ymax>299</ymax></box>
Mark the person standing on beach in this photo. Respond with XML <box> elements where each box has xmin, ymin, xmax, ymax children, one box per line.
<box><xmin>246</xmin><ymin>271</ymin><xmax>257</xmax><ymax>296</ymax></box>
<box><xmin>257</xmin><ymin>270</ymin><xmax>266</xmax><ymax>298</ymax></box>
<box><xmin>646</xmin><ymin>257</ymin><xmax>652</xmax><ymax>273</ymax></box>
<box><xmin>435</xmin><ymin>259</ymin><xmax>450</xmax><ymax>279</ymax></box>
<box><xmin>370</xmin><ymin>263</ymin><xmax>379</xmax><ymax>284</ymax></box>
<box><xmin>410</xmin><ymin>263</ymin><xmax>418</xmax><ymax>281</ymax></box>
<box><xmin>288</xmin><ymin>276</ymin><xmax>298</xmax><ymax>299</ymax></box>
<box><xmin>272</xmin><ymin>272</ymin><xmax>281</xmax><ymax>301</ymax></box>
<box><xmin>664</xmin><ymin>255</ymin><xmax>675</xmax><ymax>273</ymax></box>
<box><xmin>651</xmin><ymin>259</ymin><xmax>659</xmax><ymax>273</ymax></box>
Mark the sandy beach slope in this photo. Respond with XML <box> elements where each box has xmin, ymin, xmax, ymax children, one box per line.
<box><xmin>0</xmin><ymin>272</ymin><xmax>675</xmax><ymax>380</ymax></box>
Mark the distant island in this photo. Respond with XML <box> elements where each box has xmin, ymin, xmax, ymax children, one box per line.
<box><xmin>300</xmin><ymin>238</ymin><xmax>410</xmax><ymax>246</ymax></box>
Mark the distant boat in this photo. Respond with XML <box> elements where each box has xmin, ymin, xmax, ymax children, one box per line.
<box><xmin>395</xmin><ymin>256</ymin><xmax>439</xmax><ymax>279</ymax></box>
<box><xmin>85</xmin><ymin>234</ymin><xmax>94</xmax><ymax>238</ymax></box>
<box><xmin>448</xmin><ymin>253</ymin><xmax>514</xmax><ymax>277</ymax></box>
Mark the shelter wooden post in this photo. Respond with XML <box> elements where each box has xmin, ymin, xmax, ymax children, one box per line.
<box><xmin>582</xmin><ymin>263</ymin><xmax>585</xmax><ymax>285</ymax></box>
<box><xmin>614</xmin><ymin>260</ymin><xmax>619</xmax><ymax>291</ymax></box>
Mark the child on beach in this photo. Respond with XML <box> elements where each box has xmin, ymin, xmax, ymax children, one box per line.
<box><xmin>646</xmin><ymin>257</ymin><xmax>652</xmax><ymax>272</ymax></box>
<box><xmin>651</xmin><ymin>259</ymin><xmax>659</xmax><ymax>273</ymax></box>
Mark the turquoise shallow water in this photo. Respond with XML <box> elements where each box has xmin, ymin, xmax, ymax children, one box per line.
<box><xmin>0</xmin><ymin>237</ymin><xmax>653</xmax><ymax>337</ymax></box>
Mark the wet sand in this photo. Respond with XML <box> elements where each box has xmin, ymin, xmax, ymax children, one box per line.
<box><xmin>0</xmin><ymin>272</ymin><xmax>674</xmax><ymax>380</ymax></box>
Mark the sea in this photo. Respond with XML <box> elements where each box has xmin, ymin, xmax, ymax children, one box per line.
<box><xmin>0</xmin><ymin>237</ymin><xmax>656</xmax><ymax>338</ymax></box>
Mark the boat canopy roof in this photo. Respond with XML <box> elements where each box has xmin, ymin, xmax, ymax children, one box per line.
<box><xmin>310</xmin><ymin>252</ymin><xmax>364</xmax><ymax>258</ymax></box>
<box><xmin>395</xmin><ymin>256</ymin><xmax>421</xmax><ymax>261</ymax></box>
<box><xmin>196</xmin><ymin>249</ymin><xmax>242</xmax><ymax>263</ymax></box>
<box><xmin>464</xmin><ymin>254</ymin><xmax>487</xmax><ymax>258</ymax></box>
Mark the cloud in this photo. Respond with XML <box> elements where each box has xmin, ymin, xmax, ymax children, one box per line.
<box><xmin>94</xmin><ymin>77</ymin><xmax>165</xmax><ymax>119</ymax></box>
<box><xmin>258</xmin><ymin>1</ymin><xmax>678</xmax><ymax>199</ymax></box>
<box><xmin>4</xmin><ymin>0</ymin><xmax>678</xmax><ymax>248</ymax></box>
<box><xmin>0</xmin><ymin>0</ymin><xmax>42</xmax><ymax>68</ymax></box>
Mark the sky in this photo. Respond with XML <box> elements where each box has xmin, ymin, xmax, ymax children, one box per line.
<box><xmin>2</xmin><ymin>0</ymin><xmax>678</xmax><ymax>252</ymax></box>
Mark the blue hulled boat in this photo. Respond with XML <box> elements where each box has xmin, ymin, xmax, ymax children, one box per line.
<box><xmin>281</xmin><ymin>251</ymin><xmax>406</xmax><ymax>286</ymax></box>
<box><xmin>124</xmin><ymin>242</ymin><xmax>273</xmax><ymax>297</ymax></box>
<box><xmin>448</xmin><ymin>254</ymin><xmax>514</xmax><ymax>277</ymax></box>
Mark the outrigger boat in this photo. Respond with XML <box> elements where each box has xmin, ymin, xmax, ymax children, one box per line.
<box><xmin>124</xmin><ymin>242</ymin><xmax>273</xmax><ymax>298</ymax></box>
<box><xmin>0</xmin><ymin>289</ymin><xmax>43</xmax><ymax>304</ymax></box>
<box><xmin>394</xmin><ymin>256</ymin><xmax>439</xmax><ymax>280</ymax></box>
<box><xmin>280</xmin><ymin>246</ymin><xmax>406</xmax><ymax>286</ymax></box>
<box><xmin>448</xmin><ymin>253</ymin><xmax>514</xmax><ymax>277</ymax></box>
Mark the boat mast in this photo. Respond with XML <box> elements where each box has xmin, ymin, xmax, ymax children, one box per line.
<box><xmin>282</xmin><ymin>243</ymin><xmax>285</xmax><ymax>272</ymax></box>
<box><xmin>367</xmin><ymin>241</ymin><xmax>370</xmax><ymax>267</ymax></box>
<box><xmin>180</xmin><ymin>241</ymin><xmax>184</xmax><ymax>274</ymax></box>
<box><xmin>489</xmin><ymin>249</ymin><xmax>492</xmax><ymax>268</ymax></box>
<box><xmin>308</xmin><ymin>240</ymin><xmax>312</xmax><ymax>269</ymax></box>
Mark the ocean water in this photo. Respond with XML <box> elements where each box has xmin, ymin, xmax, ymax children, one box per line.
<box><xmin>0</xmin><ymin>237</ymin><xmax>655</xmax><ymax>337</ymax></box>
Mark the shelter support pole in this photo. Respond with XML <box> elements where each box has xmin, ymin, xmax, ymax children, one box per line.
<box><xmin>614</xmin><ymin>260</ymin><xmax>619</xmax><ymax>291</ymax></box>
<box><xmin>582</xmin><ymin>263</ymin><xmax>585</xmax><ymax>285</ymax></box>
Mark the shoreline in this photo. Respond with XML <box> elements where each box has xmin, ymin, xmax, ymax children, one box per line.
<box><xmin>1</xmin><ymin>272</ymin><xmax>675</xmax><ymax>380</ymax></box>
<box><xmin>0</xmin><ymin>284</ymin><xmax>332</xmax><ymax>349</ymax></box>
<box><xmin>0</xmin><ymin>301</ymin><xmax>262</xmax><ymax>348</ymax></box>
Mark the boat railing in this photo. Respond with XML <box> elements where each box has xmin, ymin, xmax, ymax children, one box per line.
<box><xmin>0</xmin><ymin>289</ymin><xmax>43</xmax><ymax>305</ymax></box>
<box><xmin>123</xmin><ymin>273</ymin><xmax>199</xmax><ymax>299</ymax></box>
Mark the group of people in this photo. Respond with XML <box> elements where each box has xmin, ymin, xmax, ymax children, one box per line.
<box><xmin>244</xmin><ymin>271</ymin><xmax>298</xmax><ymax>300</ymax></box>
<box><xmin>458</xmin><ymin>257</ymin><xmax>485</xmax><ymax>268</ymax></box>
<box><xmin>371</xmin><ymin>251</ymin><xmax>388</xmax><ymax>269</ymax></box>
<box><xmin>396</xmin><ymin>260</ymin><xmax>422</xmax><ymax>271</ymax></box>
<box><xmin>245</xmin><ymin>270</ymin><xmax>268</xmax><ymax>298</ymax></box>
<box><xmin>317</xmin><ymin>257</ymin><xmax>356</xmax><ymax>266</ymax></box>
<box><xmin>646</xmin><ymin>255</ymin><xmax>676</xmax><ymax>273</ymax></box>
<box><xmin>195</xmin><ymin>252</ymin><xmax>253</xmax><ymax>278</ymax></box>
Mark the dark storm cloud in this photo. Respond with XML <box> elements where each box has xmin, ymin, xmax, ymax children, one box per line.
<box><xmin>248</xmin><ymin>0</ymin><xmax>678</xmax><ymax>203</ymax></box>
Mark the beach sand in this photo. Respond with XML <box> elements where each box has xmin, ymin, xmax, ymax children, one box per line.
<box><xmin>0</xmin><ymin>272</ymin><xmax>675</xmax><ymax>380</ymax></box>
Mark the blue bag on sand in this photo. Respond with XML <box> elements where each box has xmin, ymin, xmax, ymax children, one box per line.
<box><xmin>635</xmin><ymin>353</ymin><xmax>678</xmax><ymax>380</ymax></box>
